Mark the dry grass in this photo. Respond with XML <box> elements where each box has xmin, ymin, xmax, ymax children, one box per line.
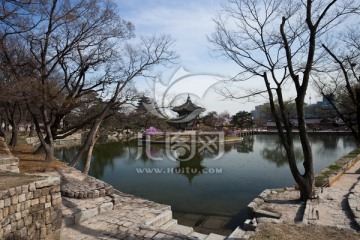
<box><xmin>10</xmin><ymin>140</ymin><xmax>67</xmax><ymax>173</ymax></box>
<box><xmin>251</xmin><ymin>222</ymin><xmax>360</xmax><ymax>240</ymax></box>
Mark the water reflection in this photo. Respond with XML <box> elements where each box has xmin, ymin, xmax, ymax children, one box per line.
<box><xmin>234</xmin><ymin>136</ymin><xmax>254</xmax><ymax>153</ymax></box>
<box><xmin>260</xmin><ymin>140</ymin><xmax>303</xmax><ymax>167</ymax></box>
<box><xmin>55</xmin><ymin>134</ymin><xmax>357</xmax><ymax>218</ymax></box>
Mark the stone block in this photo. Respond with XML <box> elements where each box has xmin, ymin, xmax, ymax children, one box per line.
<box><xmin>254</xmin><ymin>209</ymin><xmax>282</xmax><ymax>219</ymax></box>
<box><xmin>11</xmin><ymin>195</ymin><xmax>18</xmax><ymax>205</ymax></box>
<box><xmin>99</xmin><ymin>202</ymin><xmax>113</xmax><ymax>213</ymax></box>
<box><xmin>29</xmin><ymin>183</ymin><xmax>36</xmax><ymax>191</ymax></box>
<box><xmin>21</xmin><ymin>209</ymin><xmax>29</xmax><ymax>218</ymax></box>
<box><xmin>27</xmin><ymin>223</ymin><xmax>36</xmax><ymax>238</ymax></box>
<box><xmin>15</xmin><ymin>212</ymin><xmax>21</xmax><ymax>221</ymax></box>
<box><xmin>35</xmin><ymin>177</ymin><xmax>60</xmax><ymax>189</ymax></box>
<box><xmin>253</xmin><ymin>197</ymin><xmax>264</xmax><ymax>206</ymax></box>
<box><xmin>18</xmin><ymin>194</ymin><xmax>26</xmax><ymax>203</ymax></box>
<box><xmin>247</xmin><ymin>202</ymin><xmax>258</xmax><ymax>214</ymax></box>
<box><xmin>243</xmin><ymin>218</ymin><xmax>257</xmax><ymax>231</ymax></box>
<box><xmin>40</xmin><ymin>196</ymin><xmax>46</xmax><ymax>204</ymax></box>
<box><xmin>0</xmin><ymin>190</ymin><xmax>10</xmax><ymax>199</ymax></box>
<box><xmin>100</xmin><ymin>189</ymin><xmax>106</xmax><ymax>197</ymax></box>
<box><xmin>26</xmin><ymin>192</ymin><xmax>33</xmax><ymax>200</ymax></box>
<box><xmin>45</xmin><ymin>209</ymin><xmax>62</xmax><ymax>225</ymax></box>
<box><xmin>24</xmin><ymin>215</ymin><xmax>32</xmax><ymax>226</ymax></box>
<box><xmin>0</xmin><ymin>200</ymin><xmax>3</xmax><ymax>208</ymax></box>
<box><xmin>17</xmin><ymin>219</ymin><xmax>24</xmax><ymax>230</ymax></box>
<box><xmin>15</xmin><ymin>186</ymin><xmax>22</xmax><ymax>194</ymax></box>
<box><xmin>205</xmin><ymin>233</ymin><xmax>226</xmax><ymax>240</ymax></box>
<box><xmin>9</xmin><ymin>205</ymin><xmax>16</xmax><ymax>215</ymax></box>
<box><xmin>2</xmin><ymin>216</ymin><xmax>10</xmax><ymax>226</ymax></box>
<box><xmin>31</xmin><ymin>198</ymin><xmax>39</xmax><ymax>206</ymax></box>
<box><xmin>74</xmin><ymin>208</ymin><xmax>99</xmax><ymax>224</ymax></box>
<box><xmin>21</xmin><ymin>185</ymin><xmax>29</xmax><ymax>193</ymax></box>
<box><xmin>52</xmin><ymin>218</ymin><xmax>62</xmax><ymax>231</ymax></box>
<box><xmin>24</xmin><ymin>200</ymin><xmax>31</xmax><ymax>209</ymax></box>
<box><xmin>51</xmin><ymin>197</ymin><xmax>61</xmax><ymax>206</ymax></box>
<box><xmin>3</xmin><ymin>207</ymin><xmax>9</xmax><ymax>217</ymax></box>
<box><xmin>15</xmin><ymin>227</ymin><xmax>28</xmax><ymax>239</ymax></box>
<box><xmin>61</xmin><ymin>215</ymin><xmax>74</xmax><ymax>227</ymax></box>
<box><xmin>42</xmin><ymin>187</ymin><xmax>51</xmax><ymax>196</ymax></box>
<box><xmin>8</xmin><ymin>188</ymin><xmax>16</xmax><ymax>197</ymax></box>
<box><xmin>256</xmin><ymin>217</ymin><xmax>282</xmax><ymax>224</ymax></box>
<box><xmin>50</xmin><ymin>185</ymin><xmax>60</xmax><ymax>193</ymax></box>
<box><xmin>16</xmin><ymin>203</ymin><xmax>21</xmax><ymax>212</ymax></box>
<box><xmin>33</xmin><ymin>189</ymin><xmax>42</xmax><ymax>198</ymax></box>
<box><xmin>94</xmin><ymin>190</ymin><xmax>99</xmax><ymax>198</ymax></box>
<box><xmin>4</xmin><ymin>198</ymin><xmax>10</xmax><ymax>207</ymax></box>
<box><xmin>40</xmin><ymin>227</ymin><xmax>46</xmax><ymax>238</ymax></box>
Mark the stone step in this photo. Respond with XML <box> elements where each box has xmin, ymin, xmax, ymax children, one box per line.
<box><xmin>254</xmin><ymin>209</ymin><xmax>281</xmax><ymax>219</ymax></box>
<box><xmin>190</xmin><ymin>231</ymin><xmax>208</xmax><ymax>240</ymax></box>
<box><xmin>204</xmin><ymin>233</ymin><xmax>226</xmax><ymax>240</ymax></box>
<box><xmin>145</xmin><ymin>210</ymin><xmax>173</xmax><ymax>227</ymax></box>
<box><xmin>227</xmin><ymin>227</ymin><xmax>246</xmax><ymax>239</ymax></box>
<box><xmin>168</xmin><ymin>224</ymin><xmax>194</xmax><ymax>236</ymax></box>
<box><xmin>159</xmin><ymin>219</ymin><xmax>178</xmax><ymax>230</ymax></box>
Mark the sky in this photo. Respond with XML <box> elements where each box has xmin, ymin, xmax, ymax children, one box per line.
<box><xmin>114</xmin><ymin>0</ymin><xmax>320</xmax><ymax>115</ymax></box>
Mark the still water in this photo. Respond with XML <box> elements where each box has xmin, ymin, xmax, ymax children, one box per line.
<box><xmin>55</xmin><ymin>134</ymin><xmax>357</xmax><ymax>219</ymax></box>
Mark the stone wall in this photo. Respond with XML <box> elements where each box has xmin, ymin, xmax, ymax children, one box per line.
<box><xmin>0</xmin><ymin>137</ymin><xmax>19</xmax><ymax>173</ymax></box>
<box><xmin>0</xmin><ymin>158</ymin><xmax>19</xmax><ymax>173</ymax></box>
<box><xmin>0</xmin><ymin>176</ymin><xmax>62</xmax><ymax>240</ymax></box>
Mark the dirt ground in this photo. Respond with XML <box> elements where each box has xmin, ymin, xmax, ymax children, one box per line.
<box><xmin>9</xmin><ymin>140</ymin><xmax>67</xmax><ymax>173</ymax></box>
<box><xmin>0</xmin><ymin>173</ymin><xmax>43</xmax><ymax>190</ymax></box>
<box><xmin>252</xmin><ymin>222</ymin><xmax>360</xmax><ymax>240</ymax></box>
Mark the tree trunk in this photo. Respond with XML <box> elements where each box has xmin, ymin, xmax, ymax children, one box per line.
<box><xmin>29</xmin><ymin>123</ymin><xmax>35</xmax><ymax>137</ymax></box>
<box><xmin>69</xmin><ymin>119</ymin><xmax>102</xmax><ymax>167</ymax></box>
<box><xmin>43</xmin><ymin>143</ymin><xmax>55</xmax><ymax>162</ymax></box>
<box><xmin>83</xmin><ymin>135</ymin><xmax>99</xmax><ymax>175</ymax></box>
<box><xmin>0</xmin><ymin>120</ymin><xmax>5</xmax><ymax>139</ymax></box>
<box><xmin>9</xmin><ymin>124</ymin><xmax>18</xmax><ymax>147</ymax></box>
<box><xmin>356</xmin><ymin>87</ymin><xmax>360</xmax><ymax>141</ymax></box>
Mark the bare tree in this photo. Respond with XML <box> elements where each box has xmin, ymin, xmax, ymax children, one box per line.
<box><xmin>69</xmin><ymin>35</ymin><xmax>178</xmax><ymax>174</ymax></box>
<box><xmin>17</xmin><ymin>0</ymin><xmax>134</xmax><ymax>161</ymax></box>
<box><xmin>314</xmin><ymin>28</ymin><xmax>360</xmax><ymax>143</ymax></box>
<box><xmin>210</xmin><ymin>0</ymin><xmax>360</xmax><ymax>200</ymax></box>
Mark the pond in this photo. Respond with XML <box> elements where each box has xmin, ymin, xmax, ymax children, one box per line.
<box><xmin>55</xmin><ymin>133</ymin><xmax>357</xmax><ymax>222</ymax></box>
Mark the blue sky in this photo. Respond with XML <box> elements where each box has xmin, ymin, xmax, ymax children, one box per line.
<box><xmin>114</xmin><ymin>0</ymin><xmax>318</xmax><ymax>114</ymax></box>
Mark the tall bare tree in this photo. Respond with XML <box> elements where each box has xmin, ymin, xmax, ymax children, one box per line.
<box><xmin>210</xmin><ymin>0</ymin><xmax>360</xmax><ymax>200</ymax></box>
<box><xmin>314</xmin><ymin>28</ymin><xmax>360</xmax><ymax>143</ymax></box>
<box><xmin>69</xmin><ymin>35</ymin><xmax>178</xmax><ymax>174</ymax></box>
<box><xmin>18</xmin><ymin>0</ymin><xmax>134</xmax><ymax>161</ymax></box>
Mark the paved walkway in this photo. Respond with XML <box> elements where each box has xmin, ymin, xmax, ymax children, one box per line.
<box><xmin>303</xmin><ymin>159</ymin><xmax>360</xmax><ymax>231</ymax></box>
<box><xmin>54</xmin><ymin>168</ymin><xmax>251</xmax><ymax>240</ymax></box>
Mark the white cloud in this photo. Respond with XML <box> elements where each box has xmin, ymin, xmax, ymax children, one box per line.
<box><xmin>115</xmin><ymin>0</ymin><xmax>321</xmax><ymax>115</ymax></box>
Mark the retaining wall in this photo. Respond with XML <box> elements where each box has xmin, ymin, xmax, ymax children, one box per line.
<box><xmin>0</xmin><ymin>176</ymin><xmax>62</xmax><ymax>240</ymax></box>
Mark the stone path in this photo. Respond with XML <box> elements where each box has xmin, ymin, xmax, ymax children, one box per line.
<box><xmin>303</xmin><ymin>159</ymin><xmax>360</xmax><ymax>231</ymax></box>
<box><xmin>0</xmin><ymin>137</ymin><xmax>19</xmax><ymax>173</ymax></box>
<box><xmin>53</xmin><ymin>167</ymin><xmax>253</xmax><ymax>239</ymax></box>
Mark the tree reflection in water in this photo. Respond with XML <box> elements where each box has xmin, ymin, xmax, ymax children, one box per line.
<box><xmin>261</xmin><ymin>140</ymin><xmax>303</xmax><ymax>167</ymax></box>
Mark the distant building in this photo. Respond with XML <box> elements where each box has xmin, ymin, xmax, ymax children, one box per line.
<box><xmin>251</xmin><ymin>103</ymin><xmax>273</xmax><ymax>126</ymax></box>
<box><xmin>171</xmin><ymin>96</ymin><xmax>205</xmax><ymax>130</ymax></box>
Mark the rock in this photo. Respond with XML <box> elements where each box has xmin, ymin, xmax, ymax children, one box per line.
<box><xmin>243</xmin><ymin>218</ymin><xmax>257</xmax><ymax>231</ymax></box>
<box><xmin>254</xmin><ymin>209</ymin><xmax>282</xmax><ymax>219</ymax></box>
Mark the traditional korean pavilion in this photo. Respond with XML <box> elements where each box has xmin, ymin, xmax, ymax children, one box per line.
<box><xmin>171</xmin><ymin>95</ymin><xmax>205</xmax><ymax>130</ymax></box>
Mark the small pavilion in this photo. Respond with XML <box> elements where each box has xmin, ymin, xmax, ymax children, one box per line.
<box><xmin>171</xmin><ymin>95</ymin><xmax>205</xmax><ymax>130</ymax></box>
